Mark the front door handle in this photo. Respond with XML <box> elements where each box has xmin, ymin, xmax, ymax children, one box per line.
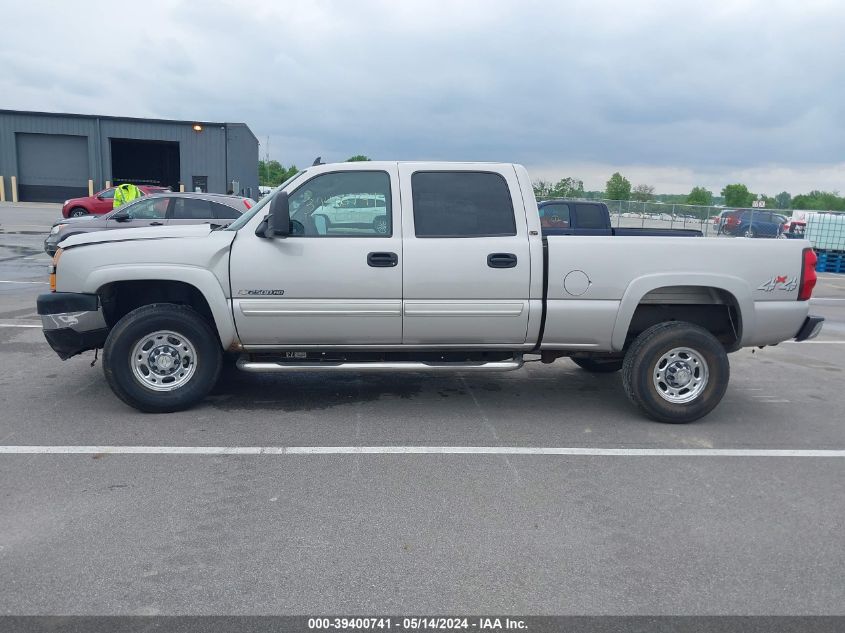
<box><xmin>367</xmin><ymin>252</ymin><xmax>398</xmax><ymax>267</ymax></box>
<box><xmin>487</xmin><ymin>253</ymin><xmax>518</xmax><ymax>268</ymax></box>
<box><xmin>150</xmin><ymin>221</ymin><xmax>164</xmax><ymax>226</ymax></box>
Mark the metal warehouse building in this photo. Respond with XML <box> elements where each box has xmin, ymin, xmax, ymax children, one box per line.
<box><xmin>0</xmin><ymin>109</ymin><xmax>259</xmax><ymax>203</ymax></box>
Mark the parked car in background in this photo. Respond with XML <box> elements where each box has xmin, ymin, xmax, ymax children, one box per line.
<box><xmin>292</xmin><ymin>192</ymin><xmax>390</xmax><ymax>235</ymax></box>
<box><xmin>61</xmin><ymin>185</ymin><xmax>170</xmax><ymax>218</ymax></box>
<box><xmin>712</xmin><ymin>209</ymin><xmax>734</xmax><ymax>232</ymax></box>
<box><xmin>538</xmin><ymin>200</ymin><xmax>702</xmax><ymax>236</ymax></box>
<box><xmin>780</xmin><ymin>219</ymin><xmax>807</xmax><ymax>239</ymax></box>
<box><xmin>719</xmin><ymin>210</ymin><xmax>788</xmax><ymax>238</ymax></box>
<box><xmin>46</xmin><ymin>193</ymin><xmax>254</xmax><ymax>255</ymax></box>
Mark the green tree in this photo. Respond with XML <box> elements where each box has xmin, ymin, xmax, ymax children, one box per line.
<box><xmin>533</xmin><ymin>177</ymin><xmax>584</xmax><ymax>200</ymax></box>
<box><xmin>721</xmin><ymin>183</ymin><xmax>752</xmax><ymax>208</ymax></box>
<box><xmin>631</xmin><ymin>184</ymin><xmax>655</xmax><ymax>202</ymax></box>
<box><xmin>533</xmin><ymin>179</ymin><xmax>552</xmax><ymax>199</ymax></box>
<box><xmin>774</xmin><ymin>191</ymin><xmax>792</xmax><ymax>209</ymax></box>
<box><xmin>551</xmin><ymin>177</ymin><xmax>584</xmax><ymax>198</ymax></box>
<box><xmin>791</xmin><ymin>191</ymin><xmax>845</xmax><ymax>211</ymax></box>
<box><xmin>605</xmin><ymin>172</ymin><xmax>632</xmax><ymax>201</ymax></box>
<box><xmin>258</xmin><ymin>160</ymin><xmax>298</xmax><ymax>187</ymax></box>
<box><xmin>686</xmin><ymin>186</ymin><xmax>713</xmax><ymax>206</ymax></box>
<box><xmin>346</xmin><ymin>155</ymin><xmax>371</xmax><ymax>162</ymax></box>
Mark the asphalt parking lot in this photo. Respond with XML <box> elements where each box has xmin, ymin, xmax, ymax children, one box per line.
<box><xmin>0</xmin><ymin>202</ymin><xmax>843</xmax><ymax>616</ymax></box>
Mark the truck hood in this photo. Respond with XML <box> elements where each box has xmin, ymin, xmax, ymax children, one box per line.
<box><xmin>59</xmin><ymin>224</ymin><xmax>216</xmax><ymax>250</ymax></box>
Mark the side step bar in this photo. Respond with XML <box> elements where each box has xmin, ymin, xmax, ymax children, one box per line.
<box><xmin>236</xmin><ymin>358</ymin><xmax>524</xmax><ymax>373</ymax></box>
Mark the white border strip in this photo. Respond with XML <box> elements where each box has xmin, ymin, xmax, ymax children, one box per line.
<box><xmin>0</xmin><ymin>446</ymin><xmax>843</xmax><ymax>457</ymax></box>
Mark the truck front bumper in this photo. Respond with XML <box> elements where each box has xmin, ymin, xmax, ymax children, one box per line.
<box><xmin>37</xmin><ymin>293</ymin><xmax>109</xmax><ymax>360</ymax></box>
<box><xmin>795</xmin><ymin>315</ymin><xmax>824</xmax><ymax>342</ymax></box>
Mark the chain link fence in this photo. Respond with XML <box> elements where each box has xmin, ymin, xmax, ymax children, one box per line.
<box><xmin>584</xmin><ymin>199</ymin><xmax>845</xmax><ymax>272</ymax></box>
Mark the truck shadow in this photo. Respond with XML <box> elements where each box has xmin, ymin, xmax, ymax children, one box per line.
<box><xmin>208</xmin><ymin>362</ymin><xmax>627</xmax><ymax>415</ymax></box>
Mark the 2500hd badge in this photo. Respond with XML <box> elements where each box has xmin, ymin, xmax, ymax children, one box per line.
<box><xmin>237</xmin><ymin>289</ymin><xmax>285</xmax><ymax>296</ymax></box>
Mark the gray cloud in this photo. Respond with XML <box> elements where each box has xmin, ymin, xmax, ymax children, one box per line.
<box><xmin>1</xmin><ymin>0</ymin><xmax>843</xmax><ymax>192</ymax></box>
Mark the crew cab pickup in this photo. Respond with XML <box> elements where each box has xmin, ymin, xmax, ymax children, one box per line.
<box><xmin>539</xmin><ymin>200</ymin><xmax>702</xmax><ymax>237</ymax></box>
<box><xmin>37</xmin><ymin>162</ymin><xmax>824</xmax><ymax>423</ymax></box>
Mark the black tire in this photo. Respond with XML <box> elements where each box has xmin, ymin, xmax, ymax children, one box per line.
<box><xmin>572</xmin><ymin>357</ymin><xmax>623</xmax><ymax>373</ymax></box>
<box><xmin>744</xmin><ymin>227</ymin><xmax>757</xmax><ymax>238</ymax></box>
<box><xmin>69</xmin><ymin>207</ymin><xmax>88</xmax><ymax>217</ymax></box>
<box><xmin>622</xmin><ymin>321</ymin><xmax>729</xmax><ymax>423</ymax></box>
<box><xmin>103</xmin><ymin>303</ymin><xmax>222</xmax><ymax>413</ymax></box>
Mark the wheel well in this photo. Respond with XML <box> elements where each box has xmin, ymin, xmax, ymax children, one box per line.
<box><xmin>626</xmin><ymin>285</ymin><xmax>742</xmax><ymax>351</ymax></box>
<box><xmin>98</xmin><ymin>280</ymin><xmax>217</xmax><ymax>335</ymax></box>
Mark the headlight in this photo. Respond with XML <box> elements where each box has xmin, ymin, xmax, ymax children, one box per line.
<box><xmin>50</xmin><ymin>224</ymin><xmax>67</xmax><ymax>235</ymax></box>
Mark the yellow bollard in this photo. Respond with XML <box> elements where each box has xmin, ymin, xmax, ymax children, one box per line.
<box><xmin>88</xmin><ymin>179</ymin><xmax>94</xmax><ymax>196</ymax></box>
<box><xmin>0</xmin><ymin>176</ymin><xmax>5</xmax><ymax>202</ymax></box>
<box><xmin>11</xmin><ymin>176</ymin><xmax>18</xmax><ymax>203</ymax></box>
<box><xmin>179</xmin><ymin>183</ymin><xmax>185</xmax><ymax>192</ymax></box>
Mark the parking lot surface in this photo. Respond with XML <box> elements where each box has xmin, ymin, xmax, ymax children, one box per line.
<box><xmin>1</xmin><ymin>203</ymin><xmax>843</xmax><ymax>615</ymax></box>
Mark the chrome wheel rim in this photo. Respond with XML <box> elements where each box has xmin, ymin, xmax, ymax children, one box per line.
<box><xmin>652</xmin><ymin>347</ymin><xmax>709</xmax><ymax>404</ymax></box>
<box><xmin>374</xmin><ymin>217</ymin><xmax>388</xmax><ymax>234</ymax></box>
<box><xmin>130</xmin><ymin>330</ymin><xmax>197</xmax><ymax>392</ymax></box>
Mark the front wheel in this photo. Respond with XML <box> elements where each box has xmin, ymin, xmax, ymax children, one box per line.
<box><xmin>744</xmin><ymin>227</ymin><xmax>757</xmax><ymax>238</ymax></box>
<box><xmin>622</xmin><ymin>321</ymin><xmax>729</xmax><ymax>423</ymax></box>
<box><xmin>69</xmin><ymin>207</ymin><xmax>88</xmax><ymax>217</ymax></box>
<box><xmin>103</xmin><ymin>303</ymin><xmax>222</xmax><ymax>413</ymax></box>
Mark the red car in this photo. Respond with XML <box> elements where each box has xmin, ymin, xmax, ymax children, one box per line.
<box><xmin>61</xmin><ymin>185</ymin><xmax>169</xmax><ymax>218</ymax></box>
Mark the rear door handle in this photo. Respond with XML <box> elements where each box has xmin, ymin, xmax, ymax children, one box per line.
<box><xmin>150</xmin><ymin>222</ymin><xmax>163</xmax><ymax>226</ymax></box>
<box><xmin>487</xmin><ymin>253</ymin><xmax>518</xmax><ymax>268</ymax></box>
<box><xmin>367</xmin><ymin>252</ymin><xmax>398</xmax><ymax>267</ymax></box>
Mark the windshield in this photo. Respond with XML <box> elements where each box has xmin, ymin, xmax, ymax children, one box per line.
<box><xmin>226</xmin><ymin>171</ymin><xmax>306</xmax><ymax>231</ymax></box>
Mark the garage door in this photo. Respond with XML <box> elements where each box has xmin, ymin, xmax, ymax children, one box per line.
<box><xmin>16</xmin><ymin>133</ymin><xmax>90</xmax><ymax>202</ymax></box>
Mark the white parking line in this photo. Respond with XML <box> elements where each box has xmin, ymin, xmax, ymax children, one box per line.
<box><xmin>0</xmin><ymin>446</ymin><xmax>843</xmax><ymax>457</ymax></box>
<box><xmin>0</xmin><ymin>323</ymin><xmax>40</xmax><ymax>328</ymax></box>
<box><xmin>0</xmin><ymin>280</ymin><xmax>48</xmax><ymax>284</ymax></box>
<box><xmin>783</xmin><ymin>340</ymin><xmax>845</xmax><ymax>344</ymax></box>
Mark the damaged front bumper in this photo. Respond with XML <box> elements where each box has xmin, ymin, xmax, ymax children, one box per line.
<box><xmin>37</xmin><ymin>293</ymin><xmax>109</xmax><ymax>360</ymax></box>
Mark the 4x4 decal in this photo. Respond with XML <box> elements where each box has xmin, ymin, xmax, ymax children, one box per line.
<box><xmin>758</xmin><ymin>275</ymin><xmax>798</xmax><ymax>292</ymax></box>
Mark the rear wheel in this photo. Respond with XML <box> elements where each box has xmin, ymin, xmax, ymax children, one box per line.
<box><xmin>622</xmin><ymin>321</ymin><xmax>729</xmax><ymax>423</ymax></box>
<box><xmin>69</xmin><ymin>207</ymin><xmax>88</xmax><ymax>217</ymax></box>
<box><xmin>744</xmin><ymin>227</ymin><xmax>757</xmax><ymax>238</ymax></box>
<box><xmin>103</xmin><ymin>303</ymin><xmax>222</xmax><ymax>413</ymax></box>
<box><xmin>572</xmin><ymin>357</ymin><xmax>623</xmax><ymax>373</ymax></box>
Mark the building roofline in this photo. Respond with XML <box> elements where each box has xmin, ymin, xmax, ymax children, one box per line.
<box><xmin>0</xmin><ymin>108</ymin><xmax>257</xmax><ymax>141</ymax></box>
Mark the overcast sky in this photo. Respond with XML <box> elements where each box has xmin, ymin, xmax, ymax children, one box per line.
<box><xmin>1</xmin><ymin>0</ymin><xmax>843</xmax><ymax>194</ymax></box>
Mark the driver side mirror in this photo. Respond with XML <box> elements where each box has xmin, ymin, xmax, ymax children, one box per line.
<box><xmin>112</xmin><ymin>211</ymin><xmax>130</xmax><ymax>222</ymax></box>
<box><xmin>258</xmin><ymin>192</ymin><xmax>291</xmax><ymax>238</ymax></box>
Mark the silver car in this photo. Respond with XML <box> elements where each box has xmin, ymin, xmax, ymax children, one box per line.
<box><xmin>44</xmin><ymin>192</ymin><xmax>255</xmax><ymax>255</ymax></box>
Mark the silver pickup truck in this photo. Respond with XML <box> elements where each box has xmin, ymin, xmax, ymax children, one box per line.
<box><xmin>37</xmin><ymin>162</ymin><xmax>824</xmax><ymax>423</ymax></box>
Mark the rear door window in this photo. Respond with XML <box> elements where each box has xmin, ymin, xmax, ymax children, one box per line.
<box><xmin>411</xmin><ymin>171</ymin><xmax>516</xmax><ymax>237</ymax></box>
<box><xmin>171</xmin><ymin>198</ymin><xmax>214</xmax><ymax>219</ymax></box>
<box><xmin>212</xmin><ymin>202</ymin><xmax>241</xmax><ymax>220</ymax></box>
